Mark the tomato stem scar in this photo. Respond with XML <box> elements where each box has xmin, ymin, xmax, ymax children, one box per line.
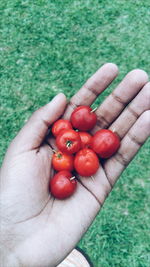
<box><xmin>70</xmin><ymin>176</ymin><xmax>76</xmax><ymax>181</ymax></box>
<box><xmin>66</xmin><ymin>140</ymin><xmax>73</xmax><ymax>147</ymax></box>
<box><xmin>57</xmin><ymin>153</ymin><xmax>62</xmax><ymax>159</ymax></box>
<box><xmin>91</xmin><ymin>107</ymin><xmax>98</xmax><ymax>113</ymax></box>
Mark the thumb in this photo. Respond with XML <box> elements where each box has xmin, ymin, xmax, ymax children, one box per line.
<box><xmin>10</xmin><ymin>93</ymin><xmax>67</xmax><ymax>153</ymax></box>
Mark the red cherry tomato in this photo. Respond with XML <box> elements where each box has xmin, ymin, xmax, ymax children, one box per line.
<box><xmin>74</xmin><ymin>148</ymin><xmax>100</xmax><ymax>177</ymax></box>
<box><xmin>56</xmin><ymin>129</ymin><xmax>81</xmax><ymax>154</ymax></box>
<box><xmin>52</xmin><ymin>151</ymin><xmax>74</xmax><ymax>172</ymax></box>
<box><xmin>70</xmin><ymin>106</ymin><xmax>97</xmax><ymax>131</ymax></box>
<box><xmin>90</xmin><ymin>129</ymin><xmax>120</xmax><ymax>158</ymax></box>
<box><xmin>78</xmin><ymin>132</ymin><xmax>92</xmax><ymax>148</ymax></box>
<box><xmin>50</xmin><ymin>171</ymin><xmax>77</xmax><ymax>199</ymax></box>
<box><xmin>52</xmin><ymin>119</ymin><xmax>72</xmax><ymax>137</ymax></box>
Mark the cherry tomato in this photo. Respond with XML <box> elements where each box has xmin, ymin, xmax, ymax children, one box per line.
<box><xmin>78</xmin><ymin>132</ymin><xmax>92</xmax><ymax>148</ymax></box>
<box><xmin>90</xmin><ymin>129</ymin><xmax>120</xmax><ymax>158</ymax></box>
<box><xmin>74</xmin><ymin>148</ymin><xmax>100</xmax><ymax>177</ymax></box>
<box><xmin>50</xmin><ymin>171</ymin><xmax>77</xmax><ymax>199</ymax></box>
<box><xmin>70</xmin><ymin>106</ymin><xmax>97</xmax><ymax>131</ymax></box>
<box><xmin>52</xmin><ymin>119</ymin><xmax>72</xmax><ymax>137</ymax></box>
<box><xmin>56</xmin><ymin>129</ymin><xmax>81</xmax><ymax>154</ymax></box>
<box><xmin>52</xmin><ymin>151</ymin><xmax>74</xmax><ymax>172</ymax></box>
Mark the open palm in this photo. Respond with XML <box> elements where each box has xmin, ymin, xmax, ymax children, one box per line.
<box><xmin>1</xmin><ymin>63</ymin><xmax>150</xmax><ymax>267</ymax></box>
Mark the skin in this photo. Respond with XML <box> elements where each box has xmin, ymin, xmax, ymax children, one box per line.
<box><xmin>0</xmin><ymin>63</ymin><xmax>150</xmax><ymax>267</ymax></box>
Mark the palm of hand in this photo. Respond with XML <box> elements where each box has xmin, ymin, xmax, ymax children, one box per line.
<box><xmin>1</xmin><ymin>63</ymin><xmax>149</xmax><ymax>267</ymax></box>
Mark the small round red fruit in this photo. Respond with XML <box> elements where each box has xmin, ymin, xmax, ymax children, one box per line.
<box><xmin>90</xmin><ymin>129</ymin><xmax>120</xmax><ymax>158</ymax></box>
<box><xmin>52</xmin><ymin>151</ymin><xmax>74</xmax><ymax>172</ymax></box>
<box><xmin>78</xmin><ymin>132</ymin><xmax>92</xmax><ymax>148</ymax></box>
<box><xmin>50</xmin><ymin>171</ymin><xmax>77</xmax><ymax>199</ymax></box>
<box><xmin>74</xmin><ymin>148</ymin><xmax>100</xmax><ymax>177</ymax></box>
<box><xmin>52</xmin><ymin>119</ymin><xmax>72</xmax><ymax>137</ymax></box>
<box><xmin>70</xmin><ymin>106</ymin><xmax>97</xmax><ymax>131</ymax></box>
<box><xmin>56</xmin><ymin>129</ymin><xmax>81</xmax><ymax>154</ymax></box>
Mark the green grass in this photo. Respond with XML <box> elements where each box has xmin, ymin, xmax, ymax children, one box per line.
<box><xmin>0</xmin><ymin>0</ymin><xmax>150</xmax><ymax>266</ymax></box>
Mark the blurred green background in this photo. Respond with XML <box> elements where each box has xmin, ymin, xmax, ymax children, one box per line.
<box><xmin>0</xmin><ymin>0</ymin><xmax>150</xmax><ymax>266</ymax></box>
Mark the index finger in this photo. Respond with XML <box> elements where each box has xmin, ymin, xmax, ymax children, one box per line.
<box><xmin>63</xmin><ymin>63</ymin><xmax>118</xmax><ymax>119</ymax></box>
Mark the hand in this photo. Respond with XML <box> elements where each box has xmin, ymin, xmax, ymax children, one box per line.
<box><xmin>0</xmin><ymin>63</ymin><xmax>149</xmax><ymax>267</ymax></box>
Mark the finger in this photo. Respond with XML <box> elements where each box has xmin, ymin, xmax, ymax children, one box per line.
<box><xmin>46</xmin><ymin>135</ymin><xmax>57</xmax><ymax>151</ymax></box>
<box><xmin>76</xmin><ymin>167</ymin><xmax>112</xmax><ymax>206</ymax></box>
<box><xmin>63</xmin><ymin>63</ymin><xmax>118</xmax><ymax>119</ymax></box>
<box><xmin>10</xmin><ymin>93</ymin><xmax>67</xmax><ymax>153</ymax></box>
<box><xmin>104</xmin><ymin>110</ymin><xmax>150</xmax><ymax>186</ymax></box>
<box><xmin>93</xmin><ymin>69</ymin><xmax>149</xmax><ymax>132</ymax></box>
<box><xmin>109</xmin><ymin>82</ymin><xmax>150</xmax><ymax>138</ymax></box>
<box><xmin>38</xmin><ymin>143</ymin><xmax>53</xmax><ymax>163</ymax></box>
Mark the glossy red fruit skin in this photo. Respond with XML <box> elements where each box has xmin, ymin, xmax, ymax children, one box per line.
<box><xmin>56</xmin><ymin>129</ymin><xmax>81</xmax><ymax>154</ymax></box>
<box><xmin>70</xmin><ymin>106</ymin><xmax>97</xmax><ymax>131</ymax></box>
<box><xmin>50</xmin><ymin>171</ymin><xmax>77</xmax><ymax>199</ymax></box>
<box><xmin>74</xmin><ymin>148</ymin><xmax>100</xmax><ymax>177</ymax></box>
<box><xmin>52</xmin><ymin>151</ymin><xmax>74</xmax><ymax>172</ymax></box>
<box><xmin>90</xmin><ymin>129</ymin><xmax>120</xmax><ymax>158</ymax></box>
<box><xmin>78</xmin><ymin>132</ymin><xmax>92</xmax><ymax>149</ymax></box>
<box><xmin>52</xmin><ymin>119</ymin><xmax>72</xmax><ymax>137</ymax></box>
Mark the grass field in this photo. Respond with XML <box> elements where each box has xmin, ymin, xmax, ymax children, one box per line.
<box><xmin>0</xmin><ymin>0</ymin><xmax>150</xmax><ymax>266</ymax></box>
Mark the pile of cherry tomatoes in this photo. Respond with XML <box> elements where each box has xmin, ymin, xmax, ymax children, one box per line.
<box><xmin>50</xmin><ymin>106</ymin><xmax>120</xmax><ymax>200</ymax></box>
